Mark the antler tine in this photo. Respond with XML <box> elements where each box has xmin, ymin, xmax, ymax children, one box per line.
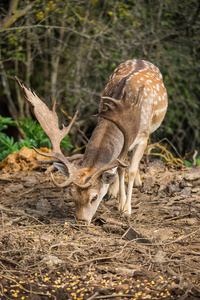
<box><xmin>15</xmin><ymin>76</ymin><xmax>78</xmax><ymax>175</ymax></box>
<box><xmin>135</xmin><ymin>84</ymin><xmax>145</xmax><ymax>105</ymax></box>
<box><xmin>101</xmin><ymin>85</ymin><xmax>144</xmax><ymax>112</ymax></box>
<box><xmin>50</xmin><ymin>172</ymin><xmax>74</xmax><ymax>188</ymax></box>
<box><xmin>101</xmin><ymin>96</ymin><xmax>121</xmax><ymax>105</ymax></box>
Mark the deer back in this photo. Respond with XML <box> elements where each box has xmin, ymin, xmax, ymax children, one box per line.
<box><xmin>102</xmin><ymin>59</ymin><xmax>168</xmax><ymax>144</ymax></box>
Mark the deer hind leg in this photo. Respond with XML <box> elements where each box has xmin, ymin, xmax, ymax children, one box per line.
<box><xmin>123</xmin><ymin>139</ymin><xmax>148</xmax><ymax>215</ymax></box>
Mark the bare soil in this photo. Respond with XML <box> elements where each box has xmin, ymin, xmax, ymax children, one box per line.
<box><xmin>0</xmin><ymin>148</ymin><xmax>200</xmax><ymax>300</ymax></box>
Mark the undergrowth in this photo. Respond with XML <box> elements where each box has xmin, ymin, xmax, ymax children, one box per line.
<box><xmin>0</xmin><ymin>116</ymin><xmax>73</xmax><ymax>162</ymax></box>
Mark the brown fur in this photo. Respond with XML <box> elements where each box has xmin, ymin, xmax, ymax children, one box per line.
<box><xmin>16</xmin><ymin>59</ymin><xmax>168</xmax><ymax>225</ymax></box>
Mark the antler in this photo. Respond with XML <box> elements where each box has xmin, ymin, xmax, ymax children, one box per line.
<box><xmin>100</xmin><ymin>84</ymin><xmax>145</xmax><ymax>159</ymax></box>
<box><xmin>15</xmin><ymin>77</ymin><xmax>78</xmax><ymax>177</ymax></box>
<box><xmin>77</xmin><ymin>84</ymin><xmax>145</xmax><ymax>188</ymax></box>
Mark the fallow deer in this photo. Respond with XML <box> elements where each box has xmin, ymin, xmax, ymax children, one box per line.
<box><xmin>15</xmin><ymin>59</ymin><xmax>168</xmax><ymax>225</ymax></box>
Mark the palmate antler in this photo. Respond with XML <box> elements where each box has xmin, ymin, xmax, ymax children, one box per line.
<box><xmin>76</xmin><ymin>84</ymin><xmax>145</xmax><ymax>188</ymax></box>
<box><xmin>15</xmin><ymin>77</ymin><xmax>78</xmax><ymax>184</ymax></box>
<box><xmin>100</xmin><ymin>84</ymin><xmax>145</xmax><ymax>160</ymax></box>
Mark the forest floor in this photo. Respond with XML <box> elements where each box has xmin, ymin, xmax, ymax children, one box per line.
<box><xmin>0</xmin><ymin>147</ymin><xmax>200</xmax><ymax>300</ymax></box>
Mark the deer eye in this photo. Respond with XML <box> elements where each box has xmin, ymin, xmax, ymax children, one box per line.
<box><xmin>90</xmin><ymin>195</ymin><xmax>98</xmax><ymax>203</ymax></box>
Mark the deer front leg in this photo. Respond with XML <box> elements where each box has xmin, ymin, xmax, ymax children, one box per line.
<box><xmin>117</xmin><ymin>166</ymin><xmax>127</xmax><ymax>212</ymax></box>
<box><xmin>123</xmin><ymin>139</ymin><xmax>148</xmax><ymax>215</ymax></box>
<box><xmin>108</xmin><ymin>174</ymin><xmax>119</xmax><ymax>198</ymax></box>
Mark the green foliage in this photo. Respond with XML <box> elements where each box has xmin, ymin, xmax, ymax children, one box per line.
<box><xmin>184</xmin><ymin>158</ymin><xmax>200</xmax><ymax>167</ymax></box>
<box><xmin>60</xmin><ymin>135</ymin><xmax>73</xmax><ymax>151</ymax></box>
<box><xmin>0</xmin><ymin>116</ymin><xmax>16</xmax><ymax>130</ymax></box>
<box><xmin>0</xmin><ymin>135</ymin><xmax>19</xmax><ymax>162</ymax></box>
<box><xmin>0</xmin><ymin>116</ymin><xmax>18</xmax><ymax>162</ymax></box>
<box><xmin>17</xmin><ymin>117</ymin><xmax>51</xmax><ymax>149</ymax></box>
<box><xmin>0</xmin><ymin>0</ymin><xmax>200</xmax><ymax>156</ymax></box>
<box><xmin>0</xmin><ymin>116</ymin><xmax>73</xmax><ymax>163</ymax></box>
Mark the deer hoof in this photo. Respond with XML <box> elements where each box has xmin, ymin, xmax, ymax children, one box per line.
<box><xmin>122</xmin><ymin>205</ymin><xmax>132</xmax><ymax>215</ymax></box>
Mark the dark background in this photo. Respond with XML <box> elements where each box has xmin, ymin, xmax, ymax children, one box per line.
<box><xmin>0</xmin><ymin>0</ymin><xmax>200</xmax><ymax>156</ymax></box>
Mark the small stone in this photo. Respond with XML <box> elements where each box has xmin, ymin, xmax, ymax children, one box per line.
<box><xmin>166</xmin><ymin>185</ymin><xmax>181</xmax><ymax>196</ymax></box>
<box><xmin>184</xmin><ymin>167</ymin><xmax>200</xmax><ymax>181</ymax></box>
<box><xmin>143</xmin><ymin>176</ymin><xmax>155</xmax><ymax>191</ymax></box>
<box><xmin>41</xmin><ymin>255</ymin><xmax>63</xmax><ymax>267</ymax></box>
<box><xmin>179</xmin><ymin>187</ymin><xmax>191</xmax><ymax>197</ymax></box>
<box><xmin>36</xmin><ymin>198</ymin><xmax>52</xmax><ymax>215</ymax></box>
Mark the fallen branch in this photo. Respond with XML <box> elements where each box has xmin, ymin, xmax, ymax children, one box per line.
<box><xmin>146</xmin><ymin>139</ymin><xmax>185</xmax><ymax>167</ymax></box>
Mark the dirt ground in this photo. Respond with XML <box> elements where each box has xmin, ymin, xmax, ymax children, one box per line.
<box><xmin>0</xmin><ymin>147</ymin><xmax>200</xmax><ymax>300</ymax></box>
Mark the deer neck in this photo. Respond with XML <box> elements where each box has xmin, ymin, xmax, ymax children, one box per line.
<box><xmin>82</xmin><ymin>118</ymin><xmax>124</xmax><ymax>170</ymax></box>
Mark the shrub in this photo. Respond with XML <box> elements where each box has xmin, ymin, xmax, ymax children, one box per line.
<box><xmin>0</xmin><ymin>116</ymin><xmax>73</xmax><ymax>162</ymax></box>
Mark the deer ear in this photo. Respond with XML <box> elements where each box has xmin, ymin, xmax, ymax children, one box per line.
<box><xmin>53</xmin><ymin>162</ymin><xmax>69</xmax><ymax>176</ymax></box>
<box><xmin>101</xmin><ymin>172</ymin><xmax>117</xmax><ymax>184</ymax></box>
